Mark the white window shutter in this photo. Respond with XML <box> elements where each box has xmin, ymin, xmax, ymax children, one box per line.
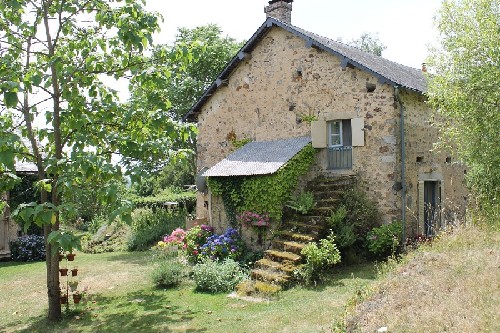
<box><xmin>351</xmin><ymin>118</ymin><xmax>365</xmax><ymax>146</ymax></box>
<box><xmin>418</xmin><ymin>180</ymin><xmax>425</xmax><ymax>235</ymax></box>
<box><xmin>311</xmin><ymin>120</ymin><xmax>327</xmax><ymax>148</ymax></box>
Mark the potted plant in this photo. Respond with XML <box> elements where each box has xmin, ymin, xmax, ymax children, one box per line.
<box><xmin>71</xmin><ymin>267</ymin><xmax>78</xmax><ymax>276</ymax></box>
<box><xmin>59</xmin><ymin>268</ymin><xmax>68</xmax><ymax>276</ymax></box>
<box><xmin>68</xmin><ymin>280</ymin><xmax>79</xmax><ymax>292</ymax></box>
<box><xmin>66</xmin><ymin>252</ymin><xmax>76</xmax><ymax>261</ymax></box>
<box><xmin>72</xmin><ymin>292</ymin><xmax>82</xmax><ymax>304</ymax></box>
<box><xmin>60</xmin><ymin>293</ymin><xmax>68</xmax><ymax>304</ymax></box>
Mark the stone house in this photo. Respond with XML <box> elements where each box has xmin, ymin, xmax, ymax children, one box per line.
<box><xmin>184</xmin><ymin>0</ymin><xmax>467</xmax><ymax>240</ymax></box>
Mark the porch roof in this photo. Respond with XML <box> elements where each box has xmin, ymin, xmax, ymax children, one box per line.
<box><xmin>202</xmin><ymin>136</ymin><xmax>311</xmax><ymax>177</ymax></box>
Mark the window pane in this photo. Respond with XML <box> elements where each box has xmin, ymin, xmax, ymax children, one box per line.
<box><xmin>328</xmin><ymin>121</ymin><xmax>342</xmax><ymax>146</ymax></box>
<box><xmin>330</xmin><ymin>134</ymin><xmax>341</xmax><ymax>146</ymax></box>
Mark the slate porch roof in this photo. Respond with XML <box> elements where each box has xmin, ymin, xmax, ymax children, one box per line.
<box><xmin>202</xmin><ymin>137</ymin><xmax>311</xmax><ymax>177</ymax></box>
<box><xmin>14</xmin><ymin>161</ymin><xmax>38</xmax><ymax>174</ymax></box>
<box><xmin>184</xmin><ymin>17</ymin><xmax>426</xmax><ymax>122</ymax></box>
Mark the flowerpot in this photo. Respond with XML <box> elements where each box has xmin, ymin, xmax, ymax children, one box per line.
<box><xmin>72</xmin><ymin>294</ymin><xmax>82</xmax><ymax>304</ymax></box>
<box><xmin>67</xmin><ymin>253</ymin><xmax>75</xmax><ymax>261</ymax></box>
<box><xmin>69</xmin><ymin>282</ymin><xmax>79</xmax><ymax>292</ymax></box>
<box><xmin>58</xmin><ymin>254</ymin><xmax>64</xmax><ymax>261</ymax></box>
<box><xmin>59</xmin><ymin>268</ymin><xmax>68</xmax><ymax>276</ymax></box>
<box><xmin>71</xmin><ymin>268</ymin><xmax>78</xmax><ymax>277</ymax></box>
<box><xmin>60</xmin><ymin>295</ymin><xmax>68</xmax><ymax>304</ymax></box>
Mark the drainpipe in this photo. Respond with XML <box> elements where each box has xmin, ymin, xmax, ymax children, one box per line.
<box><xmin>394</xmin><ymin>86</ymin><xmax>406</xmax><ymax>246</ymax></box>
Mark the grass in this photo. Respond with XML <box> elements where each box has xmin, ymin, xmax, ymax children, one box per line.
<box><xmin>0</xmin><ymin>251</ymin><xmax>375</xmax><ymax>333</ymax></box>
<box><xmin>345</xmin><ymin>224</ymin><xmax>500</xmax><ymax>332</ymax></box>
<box><xmin>2</xmin><ymin>224</ymin><xmax>497</xmax><ymax>332</ymax></box>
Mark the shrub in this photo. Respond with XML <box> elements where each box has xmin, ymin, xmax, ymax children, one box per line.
<box><xmin>151</xmin><ymin>260</ymin><xmax>188</xmax><ymax>288</ymax></box>
<box><xmin>339</xmin><ymin>188</ymin><xmax>382</xmax><ymax>249</ymax></box>
<box><xmin>192</xmin><ymin>258</ymin><xmax>247</xmax><ymax>293</ymax></box>
<box><xmin>199</xmin><ymin>227</ymin><xmax>244</xmax><ymax>261</ymax></box>
<box><xmin>327</xmin><ymin>205</ymin><xmax>356</xmax><ymax>251</ymax></box>
<box><xmin>127</xmin><ymin>208</ymin><xmax>186</xmax><ymax>251</ymax></box>
<box><xmin>10</xmin><ymin>234</ymin><xmax>46</xmax><ymax>262</ymax></box>
<box><xmin>298</xmin><ymin>233</ymin><xmax>341</xmax><ymax>284</ymax></box>
<box><xmin>366</xmin><ymin>221</ymin><xmax>402</xmax><ymax>259</ymax></box>
<box><xmin>163</xmin><ymin>228</ymin><xmax>186</xmax><ymax>246</ymax></box>
<box><xmin>286</xmin><ymin>191</ymin><xmax>316</xmax><ymax>215</ymax></box>
<box><xmin>183</xmin><ymin>225</ymin><xmax>214</xmax><ymax>263</ymax></box>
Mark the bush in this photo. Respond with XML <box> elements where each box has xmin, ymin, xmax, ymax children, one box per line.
<box><xmin>183</xmin><ymin>225</ymin><xmax>214</xmax><ymax>263</ymax></box>
<box><xmin>10</xmin><ymin>234</ymin><xmax>46</xmax><ymax>262</ymax></box>
<box><xmin>366</xmin><ymin>221</ymin><xmax>402</xmax><ymax>259</ymax></box>
<box><xmin>327</xmin><ymin>205</ymin><xmax>356</xmax><ymax>251</ymax></box>
<box><xmin>298</xmin><ymin>233</ymin><xmax>341</xmax><ymax>284</ymax></box>
<box><xmin>192</xmin><ymin>258</ymin><xmax>247</xmax><ymax>293</ymax></box>
<box><xmin>199</xmin><ymin>227</ymin><xmax>244</xmax><ymax>261</ymax></box>
<box><xmin>286</xmin><ymin>191</ymin><xmax>316</xmax><ymax>215</ymax></box>
<box><xmin>127</xmin><ymin>208</ymin><xmax>186</xmax><ymax>251</ymax></box>
<box><xmin>151</xmin><ymin>260</ymin><xmax>187</xmax><ymax>288</ymax></box>
<box><xmin>339</xmin><ymin>188</ymin><xmax>382</xmax><ymax>250</ymax></box>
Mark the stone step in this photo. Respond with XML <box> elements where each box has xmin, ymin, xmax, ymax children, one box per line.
<box><xmin>264</xmin><ymin>249</ymin><xmax>302</xmax><ymax>263</ymax></box>
<box><xmin>283</xmin><ymin>214</ymin><xmax>324</xmax><ymax>224</ymax></box>
<box><xmin>316</xmin><ymin>197</ymin><xmax>341</xmax><ymax>206</ymax></box>
<box><xmin>277</xmin><ymin>231</ymin><xmax>316</xmax><ymax>243</ymax></box>
<box><xmin>283</xmin><ymin>221</ymin><xmax>324</xmax><ymax>235</ymax></box>
<box><xmin>255</xmin><ymin>258</ymin><xmax>297</xmax><ymax>274</ymax></box>
<box><xmin>272</xmin><ymin>239</ymin><xmax>307</xmax><ymax>255</ymax></box>
<box><xmin>236</xmin><ymin>280</ymin><xmax>282</xmax><ymax>297</ymax></box>
<box><xmin>251</xmin><ymin>268</ymin><xmax>291</xmax><ymax>285</ymax></box>
<box><xmin>307</xmin><ymin>176</ymin><xmax>357</xmax><ymax>187</ymax></box>
<box><xmin>311</xmin><ymin>206</ymin><xmax>338</xmax><ymax>216</ymax></box>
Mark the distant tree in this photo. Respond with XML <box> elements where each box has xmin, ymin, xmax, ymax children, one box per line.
<box><xmin>339</xmin><ymin>32</ymin><xmax>387</xmax><ymax>56</ymax></box>
<box><xmin>0</xmin><ymin>0</ymin><xmax>194</xmax><ymax>321</ymax></box>
<box><xmin>427</xmin><ymin>0</ymin><xmax>499</xmax><ymax>218</ymax></box>
<box><xmin>128</xmin><ymin>25</ymin><xmax>243</xmax><ymax>193</ymax></box>
<box><xmin>129</xmin><ymin>24</ymin><xmax>244</xmax><ymax>121</ymax></box>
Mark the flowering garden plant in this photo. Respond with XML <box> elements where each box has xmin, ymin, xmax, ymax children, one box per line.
<box><xmin>183</xmin><ymin>225</ymin><xmax>214</xmax><ymax>263</ymax></box>
<box><xmin>237</xmin><ymin>211</ymin><xmax>270</xmax><ymax>228</ymax></box>
<box><xmin>163</xmin><ymin>228</ymin><xmax>186</xmax><ymax>246</ymax></box>
<box><xmin>200</xmin><ymin>227</ymin><xmax>244</xmax><ymax>261</ymax></box>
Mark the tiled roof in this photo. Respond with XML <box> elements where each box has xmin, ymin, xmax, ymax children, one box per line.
<box><xmin>184</xmin><ymin>17</ymin><xmax>426</xmax><ymax>121</ymax></box>
<box><xmin>203</xmin><ymin>137</ymin><xmax>311</xmax><ymax>177</ymax></box>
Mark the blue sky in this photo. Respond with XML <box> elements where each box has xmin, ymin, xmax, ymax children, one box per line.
<box><xmin>146</xmin><ymin>0</ymin><xmax>442</xmax><ymax>69</ymax></box>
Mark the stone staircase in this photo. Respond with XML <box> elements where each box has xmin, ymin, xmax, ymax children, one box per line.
<box><xmin>236</xmin><ymin>175</ymin><xmax>357</xmax><ymax>296</ymax></box>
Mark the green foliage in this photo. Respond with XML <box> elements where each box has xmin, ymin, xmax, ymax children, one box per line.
<box><xmin>192</xmin><ymin>258</ymin><xmax>247</xmax><ymax>293</ymax></box>
<box><xmin>427</xmin><ymin>0</ymin><xmax>499</xmax><ymax>218</ymax></box>
<box><xmin>327</xmin><ymin>205</ymin><xmax>356</xmax><ymax>251</ymax></box>
<box><xmin>47</xmin><ymin>230</ymin><xmax>81</xmax><ymax>253</ymax></box>
<box><xmin>126</xmin><ymin>208</ymin><xmax>186</xmax><ymax>251</ymax></box>
<box><xmin>339</xmin><ymin>188</ymin><xmax>382</xmax><ymax>249</ymax></box>
<box><xmin>231</xmin><ymin>138</ymin><xmax>252</xmax><ymax>149</ymax></box>
<box><xmin>298</xmin><ymin>233</ymin><xmax>341</xmax><ymax>284</ymax></box>
<box><xmin>208</xmin><ymin>144</ymin><xmax>316</xmax><ymax>223</ymax></box>
<box><xmin>127</xmin><ymin>188</ymin><xmax>196</xmax><ymax>213</ymax></box>
<box><xmin>151</xmin><ymin>261</ymin><xmax>188</xmax><ymax>288</ymax></box>
<box><xmin>183</xmin><ymin>225</ymin><xmax>214</xmax><ymax>263</ymax></box>
<box><xmin>286</xmin><ymin>191</ymin><xmax>316</xmax><ymax>215</ymax></box>
<box><xmin>129</xmin><ymin>24</ymin><xmax>244</xmax><ymax>122</ymax></box>
<box><xmin>366</xmin><ymin>221</ymin><xmax>402</xmax><ymax>259</ymax></box>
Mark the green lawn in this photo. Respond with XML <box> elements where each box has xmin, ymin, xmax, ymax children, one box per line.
<box><xmin>0</xmin><ymin>251</ymin><xmax>376</xmax><ymax>333</ymax></box>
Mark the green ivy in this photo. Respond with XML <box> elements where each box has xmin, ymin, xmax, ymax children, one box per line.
<box><xmin>208</xmin><ymin>144</ymin><xmax>316</xmax><ymax>224</ymax></box>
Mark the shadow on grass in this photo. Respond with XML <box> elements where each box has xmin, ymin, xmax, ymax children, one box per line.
<box><xmin>300</xmin><ymin>261</ymin><xmax>377</xmax><ymax>292</ymax></box>
<box><xmin>9</xmin><ymin>289</ymin><xmax>208</xmax><ymax>333</ymax></box>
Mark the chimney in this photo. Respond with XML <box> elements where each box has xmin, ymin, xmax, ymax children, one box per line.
<box><xmin>265</xmin><ymin>0</ymin><xmax>293</xmax><ymax>24</ymax></box>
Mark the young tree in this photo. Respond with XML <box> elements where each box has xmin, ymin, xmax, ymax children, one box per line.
<box><xmin>427</xmin><ymin>0</ymin><xmax>499</xmax><ymax>217</ymax></box>
<box><xmin>0</xmin><ymin>0</ymin><xmax>194</xmax><ymax>321</ymax></box>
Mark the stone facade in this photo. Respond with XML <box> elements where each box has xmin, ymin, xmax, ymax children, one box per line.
<box><xmin>193</xmin><ymin>26</ymin><xmax>467</xmax><ymax>238</ymax></box>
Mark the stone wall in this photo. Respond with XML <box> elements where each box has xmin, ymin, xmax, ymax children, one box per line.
<box><xmin>401</xmin><ymin>90</ymin><xmax>468</xmax><ymax>235</ymax></box>
<box><xmin>194</xmin><ymin>27</ymin><xmax>467</xmax><ymax>235</ymax></box>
